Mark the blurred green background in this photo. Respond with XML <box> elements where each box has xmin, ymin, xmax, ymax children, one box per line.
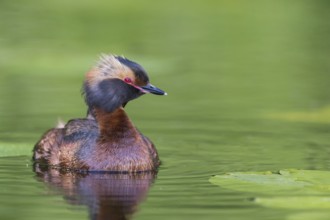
<box><xmin>1</xmin><ymin>0</ymin><xmax>330</xmax><ymax>148</ymax></box>
<box><xmin>1</xmin><ymin>0</ymin><xmax>330</xmax><ymax>220</ymax></box>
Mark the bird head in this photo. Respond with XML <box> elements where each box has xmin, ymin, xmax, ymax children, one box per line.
<box><xmin>83</xmin><ymin>54</ymin><xmax>166</xmax><ymax>113</ymax></box>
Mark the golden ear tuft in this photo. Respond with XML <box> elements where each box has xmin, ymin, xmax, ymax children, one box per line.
<box><xmin>97</xmin><ymin>54</ymin><xmax>126</xmax><ymax>76</ymax></box>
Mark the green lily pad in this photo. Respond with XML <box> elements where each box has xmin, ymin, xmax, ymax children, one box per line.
<box><xmin>0</xmin><ymin>143</ymin><xmax>32</xmax><ymax>157</ymax></box>
<box><xmin>210</xmin><ymin>169</ymin><xmax>330</xmax><ymax>210</ymax></box>
<box><xmin>268</xmin><ymin>106</ymin><xmax>330</xmax><ymax>123</ymax></box>
<box><xmin>254</xmin><ymin>196</ymin><xmax>330</xmax><ymax>209</ymax></box>
<box><xmin>287</xmin><ymin>211</ymin><xmax>330</xmax><ymax>220</ymax></box>
<box><xmin>210</xmin><ymin>169</ymin><xmax>330</xmax><ymax>195</ymax></box>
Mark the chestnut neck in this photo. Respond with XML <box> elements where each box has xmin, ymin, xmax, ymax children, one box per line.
<box><xmin>93</xmin><ymin>107</ymin><xmax>139</xmax><ymax>141</ymax></box>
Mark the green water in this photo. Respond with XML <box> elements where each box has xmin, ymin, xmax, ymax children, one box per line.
<box><xmin>1</xmin><ymin>0</ymin><xmax>330</xmax><ymax>219</ymax></box>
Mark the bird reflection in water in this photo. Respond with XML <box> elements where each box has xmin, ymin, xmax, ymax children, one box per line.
<box><xmin>34</xmin><ymin>165</ymin><xmax>156</xmax><ymax>220</ymax></box>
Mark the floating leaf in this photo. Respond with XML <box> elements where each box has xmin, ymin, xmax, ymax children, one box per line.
<box><xmin>210</xmin><ymin>169</ymin><xmax>330</xmax><ymax>210</ymax></box>
<box><xmin>287</xmin><ymin>211</ymin><xmax>330</xmax><ymax>220</ymax></box>
<box><xmin>268</xmin><ymin>106</ymin><xmax>330</xmax><ymax>123</ymax></box>
<box><xmin>0</xmin><ymin>143</ymin><xmax>32</xmax><ymax>157</ymax></box>
<box><xmin>209</xmin><ymin>170</ymin><xmax>326</xmax><ymax>195</ymax></box>
<box><xmin>254</xmin><ymin>196</ymin><xmax>330</xmax><ymax>209</ymax></box>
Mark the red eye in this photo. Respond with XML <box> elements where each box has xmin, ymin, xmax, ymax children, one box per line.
<box><xmin>124</xmin><ymin>77</ymin><xmax>132</xmax><ymax>83</ymax></box>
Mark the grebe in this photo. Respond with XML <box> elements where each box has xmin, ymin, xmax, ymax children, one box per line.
<box><xmin>33</xmin><ymin>54</ymin><xmax>166</xmax><ymax>172</ymax></box>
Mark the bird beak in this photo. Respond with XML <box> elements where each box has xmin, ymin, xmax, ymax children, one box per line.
<box><xmin>141</xmin><ymin>83</ymin><xmax>167</xmax><ymax>95</ymax></box>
